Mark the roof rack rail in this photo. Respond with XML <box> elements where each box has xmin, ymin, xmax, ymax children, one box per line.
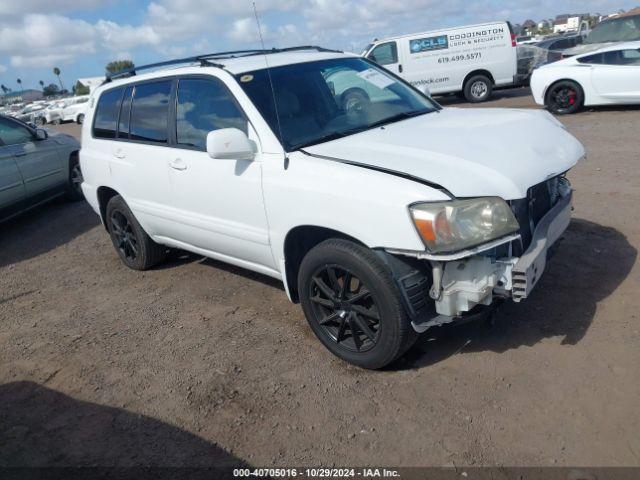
<box><xmin>104</xmin><ymin>45</ymin><xmax>342</xmax><ymax>82</ymax></box>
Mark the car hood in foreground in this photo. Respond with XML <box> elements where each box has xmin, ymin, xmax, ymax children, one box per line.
<box><xmin>302</xmin><ymin>107</ymin><xmax>585</xmax><ymax>199</ymax></box>
<box><xmin>48</xmin><ymin>129</ymin><xmax>80</xmax><ymax>147</ymax></box>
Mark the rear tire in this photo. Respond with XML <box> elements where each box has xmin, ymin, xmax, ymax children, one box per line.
<box><xmin>463</xmin><ymin>74</ymin><xmax>493</xmax><ymax>103</ymax></box>
<box><xmin>545</xmin><ymin>80</ymin><xmax>583</xmax><ymax>114</ymax></box>
<box><xmin>298</xmin><ymin>239</ymin><xmax>417</xmax><ymax>369</ymax></box>
<box><xmin>65</xmin><ymin>156</ymin><xmax>84</xmax><ymax>201</ymax></box>
<box><xmin>105</xmin><ymin>195</ymin><xmax>166</xmax><ymax>270</ymax></box>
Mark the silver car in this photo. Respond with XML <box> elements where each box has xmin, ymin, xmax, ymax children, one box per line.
<box><xmin>0</xmin><ymin>115</ymin><xmax>82</xmax><ymax>222</ymax></box>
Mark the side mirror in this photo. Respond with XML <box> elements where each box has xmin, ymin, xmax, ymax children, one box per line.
<box><xmin>206</xmin><ymin>128</ymin><xmax>255</xmax><ymax>161</ymax></box>
<box><xmin>35</xmin><ymin>128</ymin><xmax>48</xmax><ymax>140</ymax></box>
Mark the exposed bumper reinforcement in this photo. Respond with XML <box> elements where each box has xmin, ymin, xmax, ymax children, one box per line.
<box><xmin>511</xmin><ymin>190</ymin><xmax>573</xmax><ymax>301</ymax></box>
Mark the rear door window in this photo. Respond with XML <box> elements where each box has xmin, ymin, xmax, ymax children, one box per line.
<box><xmin>129</xmin><ymin>80</ymin><xmax>172</xmax><ymax>144</ymax></box>
<box><xmin>93</xmin><ymin>87</ymin><xmax>124</xmax><ymax>139</ymax></box>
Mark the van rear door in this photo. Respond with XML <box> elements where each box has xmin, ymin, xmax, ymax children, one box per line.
<box><xmin>366</xmin><ymin>41</ymin><xmax>402</xmax><ymax>76</ymax></box>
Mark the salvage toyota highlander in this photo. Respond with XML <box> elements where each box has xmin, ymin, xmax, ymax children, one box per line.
<box><xmin>80</xmin><ymin>47</ymin><xmax>585</xmax><ymax>369</ymax></box>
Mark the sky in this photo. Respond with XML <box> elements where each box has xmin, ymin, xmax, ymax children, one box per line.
<box><xmin>0</xmin><ymin>0</ymin><xmax>637</xmax><ymax>91</ymax></box>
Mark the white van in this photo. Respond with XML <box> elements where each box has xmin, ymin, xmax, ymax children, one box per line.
<box><xmin>363</xmin><ymin>22</ymin><xmax>523</xmax><ymax>102</ymax></box>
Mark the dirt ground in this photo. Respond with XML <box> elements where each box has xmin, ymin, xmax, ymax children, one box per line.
<box><xmin>1</xmin><ymin>88</ymin><xmax>639</xmax><ymax>469</ymax></box>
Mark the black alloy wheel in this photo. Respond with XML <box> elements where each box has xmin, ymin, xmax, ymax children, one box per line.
<box><xmin>546</xmin><ymin>80</ymin><xmax>583</xmax><ymax>114</ymax></box>
<box><xmin>105</xmin><ymin>195</ymin><xmax>167</xmax><ymax>270</ymax></box>
<box><xmin>110</xmin><ymin>210</ymin><xmax>139</xmax><ymax>263</ymax></box>
<box><xmin>298</xmin><ymin>239</ymin><xmax>417</xmax><ymax>369</ymax></box>
<box><xmin>308</xmin><ymin>265</ymin><xmax>380</xmax><ymax>353</ymax></box>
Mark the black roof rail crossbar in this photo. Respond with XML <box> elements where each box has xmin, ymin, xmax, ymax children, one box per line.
<box><xmin>200</xmin><ymin>45</ymin><xmax>343</xmax><ymax>60</ymax></box>
<box><xmin>105</xmin><ymin>46</ymin><xmax>343</xmax><ymax>82</ymax></box>
<box><xmin>105</xmin><ymin>55</ymin><xmax>222</xmax><ymax>81</ymax></box>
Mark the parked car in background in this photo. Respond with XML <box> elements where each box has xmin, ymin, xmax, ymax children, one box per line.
<box><xmin>81</xmin><ymin>47</ymin><xmax>584</xmax><ymax>369</ymax></box>
<box><xmin>0</xmin><ymin>115</ymin><xmax>83</xmax><ymax>222</ymax></box>
<box><xmin>15</xmin><ymin>103</ymin><xmax>50</xmax><ymax>125</ymax></box>
<box><xmin>536</xmin><ymin>35</ymin><xmax>583</xmax><ymax>52</ymax></box>
<box><xmin>37</xmin><ymin>100</ymin><xmax>68</xmax><ymax>125</ymax></box>
<box><xmin>531</xmin><ymin>41</ymin><xmax>640</xmax><ymax>114</ymax></box>
<box><xmin>60</xmin><ymin>96</ymin><xmax>90</xmax><ymax>124</ymax></box>
<box><xmin>563</xmin><ymin>9</ymin><xmax>640</xmax><ymax>57</ymax></box>
<box><xmin>362</xmin><ymin>21</ymin><xmax>523</xmax><ymax>102</ymax></box>
<box><xmin>516</xmin><ymin>35</ymin><xmax>538</xmax><ymax>45</ymax></box>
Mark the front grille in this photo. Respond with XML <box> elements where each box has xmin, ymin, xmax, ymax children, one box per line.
<box><xmin>509</xmin><ymin>176</ymin><xmax>565</xmax><ymax>254</ymax></box>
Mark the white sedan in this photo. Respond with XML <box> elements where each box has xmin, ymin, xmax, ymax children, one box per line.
<box><xmin>531</xmin><ymin>41</ymin><xmax>640</xmax><ymax>114</ymax></box>
<box><xmin>60</xmin><ymin>95</ymin><xmax>90</xmax><ymax>124</ymax></box>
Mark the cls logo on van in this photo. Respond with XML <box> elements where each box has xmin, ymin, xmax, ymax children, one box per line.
<box><xmin>410</xmin><ymin>35</ymin><xmax>449</xmax><ymax>54</ymax></box>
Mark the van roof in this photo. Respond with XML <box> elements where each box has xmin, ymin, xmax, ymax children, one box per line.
<box><xmin>370</xmin><ymin>21</ymin><xmax>509</xmax><ymax>45</ymax></box>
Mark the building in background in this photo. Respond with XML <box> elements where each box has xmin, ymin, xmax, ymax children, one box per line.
<box><xmin>0</xmin><ymin>89</ymin><xmax>43</xmax><ymax>105</ymax></box>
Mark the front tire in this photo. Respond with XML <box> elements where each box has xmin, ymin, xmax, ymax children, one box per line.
<box><xmin>105</xmin><ymin>195</ymin><xmax>166</xmax><ymax>270</ymax></box>
<box><xmin>463</xmin><ymin>74</ymin><xmax>493</xmax><ymax>103</ymax></box>
<box><xmin>77</xmin><ymin>114</ymin><xmax>85</xmax><ymax>125</ymax></box>
<box><xmin>298</xmin><ymin>239</ymin><xmax>417</xmax><ymax>369</ymax></box>
<box><xmin>545</xmin><ymin>80</ymin><xmax>583</xmax><ymax>114</ymax></box>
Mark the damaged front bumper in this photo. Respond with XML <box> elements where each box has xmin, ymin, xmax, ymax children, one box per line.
<box><xmin>383</xmin><ymin>189</ymin><xmax>573</xmax><ymax>332</ymax></box>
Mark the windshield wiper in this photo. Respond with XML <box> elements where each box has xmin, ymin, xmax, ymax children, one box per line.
<box><xmin>294</xmin><ymin>131</ymin><xmax>352</xmax><ymax>150</ymax></box>
<box><xmin>293</xmin><ymin>109</ymin><xmax>434</xmax><ymax>151</ymax></box>
<box><xmin>365</xmin><ymin>108</ymin><xmax>434</xmax><ymax>130</ymax></box>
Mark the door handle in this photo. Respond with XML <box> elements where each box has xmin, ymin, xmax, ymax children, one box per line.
<box><xmin>114</xmin><ymin>149</ymin><xmax>126</xmax><ymax>159</ymax></box>
<box><xmin>169</xmin><ymin>158</ymin><xmax>187</xmax><ymax>171</ymax></box>
<box><xmin>15</xmin><ymin>152</ymin><xmax>27</xmax><ymax>158</ymax></box>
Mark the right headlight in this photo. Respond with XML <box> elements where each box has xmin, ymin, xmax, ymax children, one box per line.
<box><xmin>409</xmin><ymin>197</ymin><xmax>520</xmax><ymax>254</ymax></box>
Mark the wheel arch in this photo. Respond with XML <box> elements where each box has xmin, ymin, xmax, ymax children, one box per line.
<box><xmin>462</xmin><ymin>69</ymin><xmax>495</xmax><ymax>88</ymax></box>
<box><xmin>97</xmin><ymin>186</ymin><xmax>120</xmax><ymax>231</ymax></box>
<box><xmin>282</xmin><ymin>225</ymin><xmax>367</xmax><ymax>303</ymax></box>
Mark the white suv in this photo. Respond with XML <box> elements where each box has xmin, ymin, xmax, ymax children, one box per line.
<box><xmin>80</xmin><ymin>47</ymin><xmax>585</xmax><ymax>369</ymax></box>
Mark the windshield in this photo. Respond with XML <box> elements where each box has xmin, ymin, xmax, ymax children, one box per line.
<box><xmin>236</xmin><ymin>57</ymin><xmax>438</xmax><ymax>151</ymax></box>
<box><xmin>586</xmin><ymin>15</ymin><xmax>640</xmax><ymax>43</ymax></box>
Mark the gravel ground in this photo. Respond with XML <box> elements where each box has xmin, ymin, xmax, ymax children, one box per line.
<box><xmin>1</xmin><ymin>88</ymin><xmax>639</xmax><ymax>468</ymax></box>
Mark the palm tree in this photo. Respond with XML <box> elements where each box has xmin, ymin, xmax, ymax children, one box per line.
<box><xmin>39</xmin><ymin>80</ymin><xmax>45</xmax><ymax>90</ymax></box>
<box><xmin>17</xmin><ymin>78</ymin><xmax>23</xmax><ymax>94</ymax></box>
<box><xmin>1</xmin><ymin>84</ymin><xmax>9</xmax><ymax>95</ymax></box>
<box><xmin>53</xmin><ymin>67</ymin><xmax>64</xmax><ymax>91</ymax></box>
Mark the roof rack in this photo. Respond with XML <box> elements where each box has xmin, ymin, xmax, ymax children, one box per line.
<box><xmin>105</xmin><ymin>46</ymin><xmax>342</xmax><ymax>82</ymax></box>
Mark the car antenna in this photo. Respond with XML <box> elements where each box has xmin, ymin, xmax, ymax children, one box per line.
<box><xmin>252</xmin><ymin>1</ymin><xmax>289</xmax><ymax>170</ymax></box>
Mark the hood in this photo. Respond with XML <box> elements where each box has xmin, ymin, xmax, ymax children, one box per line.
<box><xmin>48</xmin><ymin>129</ymin><xmax>80</xmax><ymax>147</ymax></box>
<box><xmin>303</xmin><ymin>108</ymin><xmax>585</xmax><ymax>199</ymax></box>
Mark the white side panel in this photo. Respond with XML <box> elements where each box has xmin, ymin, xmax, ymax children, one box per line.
<box><xmin>262</xmin><ymin>151</ymin><xmax>450</xmax><ymax>273</ymax></box>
